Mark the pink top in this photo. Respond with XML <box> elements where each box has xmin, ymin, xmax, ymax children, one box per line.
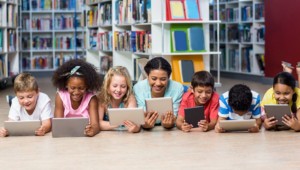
<box><xmin>58</xmin><ymin>90</ymin><xmax>94</xmax><ymax>118</ymax></box>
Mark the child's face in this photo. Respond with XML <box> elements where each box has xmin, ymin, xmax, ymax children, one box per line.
<box><xmin>67</xmin><ymin>77</ymin><xmax>87</xmax><ymax>102</ymax></box>
<box><xmin>109</xmin><ymin>75</ymin><xmax>128</xmax><ymax>100</ymax></box>
<box><xmin>192</xmin><ymin>86</ymin><xmax>213</xmax><ymax>105</ymax></box>
<box><xmin>273</xmin><ymin>83</ymin><xmax>295</xmax><ymax>104</ymax></box>
<box><xmin>148</xmin><ymin>69</ymin><xmax>168</xmax><ymax>97</ymax></box>
<box><xmin>16</xmin><ymin>90</ymin><xmax>39</xmax><ymax>114</ymax></box>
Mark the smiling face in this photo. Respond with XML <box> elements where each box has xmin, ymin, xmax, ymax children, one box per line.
<box><xmin>16</xmin><ymin>90</ymin><xmax>39</xmax><ymax>114</ymax></box>
<box><xmin>273</xmin><ymin>83</ymin><xmax>295</xmax><ymax>104</ymax></box>
<box><xmin>148</xmin><ymin>69</ymin><xmax>169</xmax><ymax>97</ymax></box>
<box><xmin>192</xmin><ymin>86</ymin><xmax>213</xmax><ymax>105</ymax></box>
<box><xmin>66</xmin><ymin>77</ymin><xmax>87</xmax><ymax>103</ymax></box>
<box><xmin>109</xmin><ymin>74</ymin><xmax>128</xmax><ymax>101</ymax></box>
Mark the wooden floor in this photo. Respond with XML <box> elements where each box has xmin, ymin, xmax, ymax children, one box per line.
<box><xmin>1</xmin><ymin>76</ymin><xmax>299</xmax><ymax>169</ymax></box>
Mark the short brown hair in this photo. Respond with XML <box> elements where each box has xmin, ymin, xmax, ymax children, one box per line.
<box><xmin>14</xmin><ymin>73</ymin><xmax>39</xmax><ymax>93</ymax></box>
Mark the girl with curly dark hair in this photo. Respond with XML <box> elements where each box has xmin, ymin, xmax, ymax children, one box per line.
<box><xmin>52</xmin><ymin>59</ymin><xmax>101</xmax><ymax>137</ymax></box>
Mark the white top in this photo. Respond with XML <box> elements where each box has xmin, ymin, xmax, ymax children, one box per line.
<box><xmin>9</xmin><ymin>92</ymin><xmax>53</xmax><ymax>121</ymax></box>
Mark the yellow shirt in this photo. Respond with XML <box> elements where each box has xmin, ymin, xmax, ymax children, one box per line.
<box><xmin>261</xmin><ymin>87</ymin><xmax>300</xmax><ymax>109</ymax></box>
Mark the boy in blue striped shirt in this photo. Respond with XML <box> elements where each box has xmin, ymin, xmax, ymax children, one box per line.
<box><xmin>215</xmin><ymin>84</ymin><xmax>262</xmax><ymax>133</ymax></box>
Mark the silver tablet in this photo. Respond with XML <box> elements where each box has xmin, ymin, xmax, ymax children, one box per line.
<box><xmin>219</xmin><ymin>119</ymin><xmax>256</xmax><ymax>131</ymax></box>
<box><xmin>52</xmin><ymin>117</ymin><xmax>89</xmax><ymax>138</ymax></box>
<box><xmin>145</xmin><ymin>97</ymin><xmax>173</xmax><ymax>122</ymax></box>
<box><xmin>264</xmin><ymin>104</ymin><xmax>291</xmax><ymax>126</ymax></box>
<box><xmin>4</xmin><ymin>120</ymin><xmax>41</xmax><ymax>136</ymax></box>
<box><xmin>107</xmin><ymin>108</ymin><xmax>145</xmax><ymax>126</ymax></box>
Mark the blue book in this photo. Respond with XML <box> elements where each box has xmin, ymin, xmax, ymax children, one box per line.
<box><xmin>185</xmin><ymin>0</ymin><xmax>200</xmax><ymax>19</ymax></box>
<box><xmin>179</xmin><ymin>60</ymin><xmax>194</xmax><ymax>82</ymax></box>
<box><xmin>188</xmin><ymin>26</ymin><xmax>205</xmax><ymax>51</ymax></box>
<box><xmin>172</xmin><ymin>30</ymin><xmax>188</xmax><ymax>51</ymax></box>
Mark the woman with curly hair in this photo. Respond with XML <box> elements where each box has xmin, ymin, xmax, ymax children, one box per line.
<box><xmin>52</xmin><ymin>59</ymin><xmax>101</xmax><ymax>137</ymax></box>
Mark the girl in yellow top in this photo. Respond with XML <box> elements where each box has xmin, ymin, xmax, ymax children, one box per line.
<box><xmin>261</xmin><ymin>72</ymin><xmax>300</xmax><ymax>131</ymax></box>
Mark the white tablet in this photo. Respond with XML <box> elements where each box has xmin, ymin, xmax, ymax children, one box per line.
<box><xmin>264</xmin><ymin>104</ymin><xmax>291</xmax><ymax>126</ymax></box>
<box><xmin>4</xmin><ymin>120</ymin><xmax>41</xmax><ymax>136</ymax></box>
<box><xmin>107</xmin><ymin>108</ymin><xmax>145</xmax><ymax>126</ymax></box>
<box><xmin>52</xmin><ymin>117</ymin><xmax>89</xmax><ymax>138</ymax></box>
<box><xmin>145</xmin><ymin>97</ymin><xmax>173</xmax><ymax>122</ymax></box>
<box><xmin>219</xmin><ymin>119</ymin><xmax>256</xmax><ymax>132</ymax></box>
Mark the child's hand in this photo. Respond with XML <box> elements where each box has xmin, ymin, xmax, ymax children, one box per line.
<box><xmin>248</xmin><ymin>124</ymin><xmax>260</xmax><ymax>133</ymax></box>
<box><xmin>84</xmin><ymin>124</ymin><xmax>95</xmax><ymax>137</ymax></box>
<box><xmin>198</xmin><ymin>120</ymin><xmax>209</xmax><ymax>132</ymax></box>
<box><xmin>0</xmin><ymin>127</ymin><xmax>8</xmax><ymax>137</ymax></box>
<box><xmin>214</xmin><ymin>123</ymin><xmax>225</xmax><ymax>133</ymax></box>
<box><xmin>181</xmin><ymin>120</ymin><xmax>193</xmax><ymax>132</ymax></box>
<box><xmin>35</xmin><ymin>126</ymin><xmax>46</xmax><ymax>136</ymax></box>
<box><xmin>263</xmin><ymin>116</ymin><xmax>277</xmax><ymax>129</ymax></box>
<box><xmin>143</xmin><ymin>111</ymin><xmax>158</xmax><ymax>129</ymax></box>
<box><xmin>124</xmin><ymin>120</ymin><xmax>140</xmax><ymax>133</ymax></box>
<box><xmin>282</xmin><ymin>114</ymin><xmax>300</xmax><ymax>131</ymax></box>
<box><xmin>161</xmin><ymin>111</ymin><xmax>176</xmax><ymax>128</ymax></box>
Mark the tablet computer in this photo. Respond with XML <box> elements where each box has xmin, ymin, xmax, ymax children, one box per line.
<box><xmin>145</xmin><ymin>97</ymin><xmax>173</xmax><ymax>122</ymax></box>
<box><xmin>107</xmin><ymin>108</ymin><xmax>145</xmax><ymax>126</ymax></box>
<box><xmin>219</xmin><ymin>119</ymin><xmax>256</xmax><ymax>132</ymax></box>
<box><xmin>184</xmin><ymin>106</ymin><xmax>205</xmax><ymax>127</ymax></box>
<box><xmin>264</xmin><ymin>104</ymin><xmax>291</xmax><ymax>126</ymax></box>
<box><xmin>52</xmin><ymin>117</ymin><xmax>89</xmax><ymax>138</ymax></box>
<box><xmin>4</xmin><ymin>120</ymin><xmax>41</xmax><ymax>136</ymax></box>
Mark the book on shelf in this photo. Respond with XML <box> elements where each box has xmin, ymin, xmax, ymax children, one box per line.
<box><xmin>0</xmin><ymin>29</ymin><xmax>2</xmax><ymax>52</ymax></box>
<box><xmin>184</xmin><ymin>0</ymin><xmax>200</xmax><ymax>20</ymax></box>
<box><xmin>171</xmin><ymin>55</ymin><xmax>204</xmax><ymax>85</ymax></box>
<box><xmin>100</xmin><ymin>56</ymin><xmax>113</xmax><ymax>75</ymax></box>
<box><xmin>166</xmin><ymin>0</ymin><xmax>201</xmax><ymax>21</ymax></box>
<box><xmin>134</xmin><ymin>57</ymin><xmax>148</xmax><ymax>81</ymax></box>
<box><xmin>0</xmin><ymin>55</ymin><xmax>5</xmax><ymax>78</ymax></box>
<box><xmin>172</xmin><ymin>30</ymin><xmax>188</xmax><ymax>51</ymax></box>
<box><xmin>255</xmin><ymin>3</ymin><xmax>264</xmax><ymax>20</ymax></box>
<box><xmin>187</xmin><ymin>26</ymin><xmax>204</xmax><ymax>51</ymax></box>
<box><xmin>171</xmin><ymin>24</ymin><xmax>205</xmax><ymax>52</ymax></box>
<box><xmin>241</xmin><ymin>47</ymin><xmax>253</xmax><ymax>73</ymax></box>
<box><xmin>255</xmin><ymin>54</ymin><xmax>265</xmax><ymax>74</ymax></box>
<box><xmin>132</xmin><ymin>0</ymin><xmax>151</xmax><ymax>23</ymax></box>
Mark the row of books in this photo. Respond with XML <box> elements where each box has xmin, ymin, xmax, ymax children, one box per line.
<box><xmin>23</xmin><ymin>0</ymin><xmax>82</xmax><ymax>11</ymax></box>
<box><xmin>255</xmin><ymin>25</ymin><xmax>265</xmax><ymax>43</ymax></box>
<box><xmin>87</xmin><ymin>3</ymin><xmax>112</xmax><ymax>27</ymax></box>
<box><xmin>22</xmin><ymin>54</ymin><xmax>85</xmax><ymax>70</ymax></box>
<box><xmin>8</xmin><ymin>29</ymin><xmax>17</xmax><ymax>52</ymax></box>
<box><xmin>255</xmin><ymin>3</ymin><xmax>264</xmax><ymax>20</ymax></box>
<box><xmin>220</xmin><ymin>8</ymin><xmax>239</xmax><ymax>22</ymax></box>
<box><xmin>166</xmin><ymin>0</ymin><xmax>201</xmax><ymax>21</ymax></box>
<box><xmin>54</xmin><ymin>36</ymin><xmax>85</xmax><ymax>50</ymax></box>
<box><xmin>115</xmin><ymin>0</ymin><xmax>151</xmax><ymax>24</ymax></box>
<box><xmin>0</xmin><ymin>4</ymin><xmax>17</xmax><ymax>27</ymax></box>
<box><xmin>241</xmin><ymin>5</ymin><xmax>252</xmax><ymax>21</ymax></box>
<box><xmin>114</xmin><ymin>31</ymin><xmax>152</xmax><ymax>53</ymax></box>
<box><xmin>171</xmin><ymin>24</ymin><xmax>205</xmax><ymax>52</ymax></box>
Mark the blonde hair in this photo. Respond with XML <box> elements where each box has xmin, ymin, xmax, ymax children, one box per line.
<box><xmin>98</xmin><ymin>66</ymin><xmax>132</xmax><ymax>105</ymax></box>
<box><xmin>14</xmin><ymin>73</ymin><xmax>39</xmax><ymax>93</ymax></box>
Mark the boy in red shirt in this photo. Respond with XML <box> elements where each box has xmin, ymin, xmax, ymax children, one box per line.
<box><xmin>176</xmin><ymin>71</ymin><xmax>219</xmax><ymax>132</ymax></box>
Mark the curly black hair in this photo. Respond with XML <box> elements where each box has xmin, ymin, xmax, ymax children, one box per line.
<box><xmin>144</xmin><ymin>57</ymin><xmax>172</xmax><ymax>78</ymax></box>
<box><xmin>52</xmin><ymin>59</ymin><xmax>101</xmax><ymax>92</ymax></box>
<box><xmin>228</xmin><ymin>84</ymin><xmax>252</xmax><ymax>111</ymax></box>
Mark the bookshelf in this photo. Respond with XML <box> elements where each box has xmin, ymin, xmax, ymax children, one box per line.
<box><xmin>85</xmin><ymin>0</ymin><xmax>221</xmax><ymax>86</ymax></box>
<box><xmin>210</xmin><ymin>0</ymin><xmax>265</xmax><ymax>76</ymax></box>
<box><xmin>19</xmin><ymin>0</ymin><xmax>86</xmax><ymax>72</ymax></box>
<box><xmin>0</xmin><ymin>0</ymin><xmax>19</xmax><ymax>88</ymax></box>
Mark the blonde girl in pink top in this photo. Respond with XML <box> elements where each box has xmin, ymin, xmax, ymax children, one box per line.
<box><xmin>52</xmin><ymin>59</ymin><xmax>102</xmax><ymax>137</ymax></box>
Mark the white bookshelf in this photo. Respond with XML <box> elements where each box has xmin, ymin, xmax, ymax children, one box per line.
<box><xmin>85</xmin><ymin>0</ymin><xmax>113</xmax><ymax>74</ymax></box>
<box><xmin>210</xmin><ymin>0</ymin><xmax>265</xmax><ymax>76</ymax></box>
<box><xmin>19</xmin><ymin>0</ymin><xmax>85</xmax><ymax>72</ymax></box>
<box><xmin>86</xmin><ymin>0</ymin><xmax>221</xmax><ymax>86</ymax></box>
<box><xmin>0</xmin><ymin>0</ymin><xmax>19</xmax><ymax>87</ymax></box>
